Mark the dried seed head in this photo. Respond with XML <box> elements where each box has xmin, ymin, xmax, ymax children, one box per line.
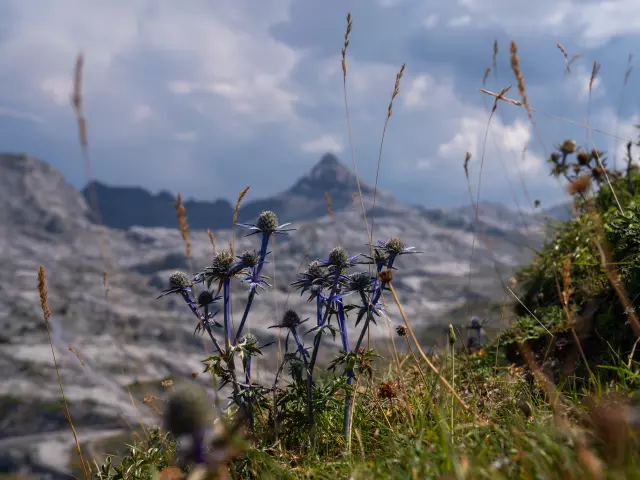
<box><xmin>197</xmin><ymin>290</ymin><xmax>215</xmax><ymax>307</ymax></box>
<box><xmin>256</xmin><ymin>211</ymin><xmax>279</xmax><ymax>234</ymax></box>
<box><xmin>378</xmin><ymin>269</ymin><xmax>393</xmax><ymax>283</ymax></box>
<box><xmin>559</xmin><ymin>139</ymin><xmax>577</xmax><ymax>155</ymax></box>
<box><xmin>591</xmin><ymin>166</ymin><xmax>605</xmax><ymax>180</ymax></box>
<box><xmin>240</xmin><ymin>250</ymin><xmax>259</xmax><ymax>268</ymax></box>
<box><xmin>328</xmin><ymin>246</ymin><xmax>349</xmax><ymax>267</ymax></box>
<box><xmin>282</xmin><ymin>309</ymin><xmax>302</xmax><ymax>329</ymax></box>
<box><xmin>385</xmin><ymin>237</ymin><xmax>406</xmax><ymax>255</ymax></box>
<box><xmin>169</xmin><ymin>271</ymin><xmax>190</xmax><ymax>290</ymax></box>
<box><xmin>396</xmin><ymin>325</ymin><xmax>408</xmax><ymax>337</ymax></box>
<box><xmin>577</xmin><ymin>151</ymin><xmax>591</xmax><ymax>166</ymax></box>
<box><xmin>212</xmin><ymin>250</ymin><xmax>234</xmax><ymax>272</ymax></box>
<box><xmin>164</xmin><ymin>383</ymin><xmax>210</xmax><ymax>436</ymax></box>
<box><xmin>377</xmin><ymin>380</ymin><xmax>398</xmax><ymax>399</ymax></box>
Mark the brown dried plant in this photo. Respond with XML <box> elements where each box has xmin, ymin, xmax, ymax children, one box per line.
<box><xmin>324</xmin><ymin>191</ymin><xmax>334</xmax><ymax>218</ymax></box>
<box><xmin>175</xmin><ymin>193</ymin><xmax>191</xmax><ymax>259</ymax></box>
<box><xmin>231</xmin><ymin>186</ymin><xmax>251</xmax><ymax>256</ymax></box>
<box><xmin>509</xmin><ymin>40</ymin><xmax>533</xmax><ymax>123</ymax></box>
<box><xmin>208</xmin><ymin>229</ymin><xmax>217</xmax><ymax>255</ymax></box>
<box><xmin>39</xmin><ymin>265</ymin><xmax>89</xmax><ymax>479</ymax></box>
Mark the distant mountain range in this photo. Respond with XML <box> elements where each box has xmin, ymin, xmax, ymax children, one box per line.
<box><xmin>82</xmin><ymin>152</ymin><xmax>568</xmax><ymax>231</ymax></box>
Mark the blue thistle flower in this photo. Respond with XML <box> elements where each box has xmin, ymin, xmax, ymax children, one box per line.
<box><xmin>237</xmin><ymin>210</ymin><xmax>295</xmax><ymax>237</ymax></box>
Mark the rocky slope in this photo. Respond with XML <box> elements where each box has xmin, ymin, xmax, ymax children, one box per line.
<box><xmin>0</xmin><ymin>152</ymin><xmax>558</xmax><ymax>476</ymax></box>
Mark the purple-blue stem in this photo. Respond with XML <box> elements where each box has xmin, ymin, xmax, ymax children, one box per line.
<box><xmin>306</xmin><ymin>269</ymin><xmax>341</xmax><ymax>440</ymax></box>
<box><xmin>234</xmin><ymin>233</ymin><xmax>270</xmax><ymax>344</ymax></box>
<box><xmin>182</xmin><ymin>290</ymin><xmax>223</xmax><ymax>355</ymax></box>
<box><xmin>338</xmin><ymin>301</ymin><xmax>355</xmax><ymax>437</ymax></box>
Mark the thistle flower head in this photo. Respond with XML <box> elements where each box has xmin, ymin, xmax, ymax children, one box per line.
<box><xmin>321</xmin><ymin>246</ymin><xmax>359</xmax><ymax>271</ymax></box>
<box><xmin>256</xmin><ymin>211</ymin><xmax>278</xmax><ymax>234</ymax></box>
<box><xmin>240</xmin><ymin>250</ymin><xmax>260</xmax><ymax>268</ymax></box>
<box><xmin>347</xmin><ymin>271</ymin><xmax>373</xmax><ymax>294</ymax></box>
<box><xmin>238</xmin><ymin>210</ymin><xmax>295</xmax><ymax>237</ymax></box>
<box><xmin>197</xmin><ymin>290</ymin><xmax>218</xmax><ymax>307</ymax></box>
<box><xmin>157</xmin><ymin>270</ymin><xmax>192</xmax><ymax>298</ymax></box>
<box><xmin>559</xmin><ymin>139</ymin><xmax>577</xmax><ymax>155</ymax></box>
<box><xmin>396</xmin><ymin>325</ymin><xmax>408</xmax><ymax>337</ymax></box>
<box><xmin>376</xmin><ymin>238</ymin><xmax>418</xmax><ymax>258</ymax></box>
<box><xmin>282</xmin><ymin>310</ymin><xmax>303</xmax><ymax>329</ymax></box>
<box><xmin>307</xmin><ymin>260</ymin><xmax>326</xmax><ymax>278</ymax></box>
<box><xmin>170</xmin><ymin>271</ymin><xmax>190</xmax><ymax>290</ymax></box>
<box><xmin>213</xmin><ymin>250</ymin><xmax>234</xmax><ymax>272</ymax></box>
<box><xmin>270</xmin><ymin>309</ymin><xmax>307</xmax><ymax>330</ymax></box>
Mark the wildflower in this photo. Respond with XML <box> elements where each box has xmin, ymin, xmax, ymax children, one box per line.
<box><xmin>157</xmin><ymin>271</ymin><xmax>192</xmax><ymax>298</ymax></box>
<box><xmin>271</xmin><ymin>309</ymin><xmax>307</xmax><ymax>330</ymax></box>
<box><xmin>346</xmin><ymin>272</ymin><xmax>374</xmax><ymax>295</ymax></box>
<box><xmin>197</xmin><ymin>290</ymin><xmax>219</xmax><ymax>307</ymax></box>
<box><xmin>576</xmin><ymin>151</ymin><xmax>591</xmax><ymax>166</ymax></box>
<box><xmin>558</xmin><ymin>139</ymin><xmax>577</xmax><ymax>154</ymax></box>
<box><xmin>239</xmin><ymin>250</ymin><xmax>260</xmax><ymax>268</ymax></box>
<box><xmin>320</xmin><ymin>246</ymin><xmax>360</xmax><ymax>271</ymax></box>
<box><xmin>396</xmin><ymin>325</ymin><xmax>407</xmax><ymax>337</ymax></box>
<box><xmin>448</xmin><ymin>324</ymin><xmax>457</xmax><ymax>346</ymax></box>
<box><xmin>237</xmin><ymin>210</ymin><xmax>294</xmax><ymax>237</ymax></box>
<box><xmin>195</xmin><ymin>250</ymin><xmax>243</xmax><ymax>288</ymax></box>
<box><xmin>291</xmin><ymin>260</ymin><xmax>328</xmax><ymax>295</ymax></box>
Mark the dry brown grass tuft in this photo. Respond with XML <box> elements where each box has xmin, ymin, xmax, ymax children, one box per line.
<box><xmin>509</xmin><ymin>40</ymin><xmax>533</xmax><ymax>122</ymax></box>
<box><xmin>463</xmin><ymin>152</ymin><xmax>472</xmax><ymax>179</ymax></box>
<box><xmin>556</xmin><ymin>43</ymin><xmax>581</xmax><ymax>75</ymax></box>
<box><xmin>39</xmin><ymin>265</ymin><xmax>89</xmax><ymax>479</ymax></box>
<box><xmin>324</xmin><ymin>191</ymin><xmax>334</xmax><ymax>218</ymax></box>
<box><xmin>566</xmin><ymin>174</ymin><xmax>592</xmax><ymax>196</ymax></box>
<box><xmin>231</xmin><ymin>186</ymin><xmax>250</xmax><ymax>256</ymax></box>
<box><xmin>208</xmin><ymin>228</ymin><xmax>217</xmax><ymax>255</ymax></box>
<box><xmin>492</xmin><ymin>39</ymin><xmax>499</xmax><ymax>70</ymax></box>
<box><xmin>175</xmin><ymin>193</ymin><xmax>191</xmax><ymax>259</ymax></box>
<box><xmin>589</xmin><ymin>61</ymin><xmax>601</xmax><ymax>94</ymax></box>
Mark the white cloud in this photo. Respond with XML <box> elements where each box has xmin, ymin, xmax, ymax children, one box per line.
<box><xmin>40</xmin><ymin>76</ymin><xmax>70</xmax><ymax>106</ymax></box>
<box><xmin>458</xmin><ymin>0</ymin><xmax>640</xmax><ymax>45</ymax></box>
<box><xmin>0</xmin><ymin>106</ymin><xmax>43</xmax><ymax>123</ymax></box>
<box><xmin>132</xmin><ymin>104</ymin><xmax>153</xmax><ymax>123</ymax></box>
<box><xmin>423</xmin><ymin>14</ymin><xmax>438</xmax><ymax>28</ymax></box>
<box><xmin>403</xmin><ymin>74</ymin><xmax>432</xmax><ymax>109</ymax></box>
<box><xmin>439</xmin><ymin>115</ymin><xmax>544</xmax><ymax>175</ymax></box>
<box><xmin>416</xmin><ymin>158</ymin><xmax>433</xmax><ymax>170</ymax></box>
<box><xmin>448</xmin><ymin>15</ymin><xmax>471</xmax><ymax>27</ymax></box>
<box><xmin>173</xmin><ymin>131</ymin><xmax>198</xmax><ymax>142</ymax></box>
<box><xmin>302</xmin><ymin>134</ymin><xmax>344</xmax><ymax>154</ymax></box>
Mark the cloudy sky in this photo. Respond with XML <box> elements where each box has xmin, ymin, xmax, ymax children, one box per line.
<box><xmin>0</xmin><ymin>0</ymin><xmax>639</xmax><ymax>209</ymax></box>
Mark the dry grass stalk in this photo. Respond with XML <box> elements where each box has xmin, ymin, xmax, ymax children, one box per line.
<box><xmin>480</xmin><ymin>88</ymin><xmax>632</xmax><ymax>142</ymax></box>
<box><xmin>482</xmin><ymin>67</ymin><xmax>491</xmax><ymax>86</ymax></box>
<box><xmin>341</xmin><ymin>12</ymin><xmax>373</xmax><ymax>259</ymax></box>
<box><xmin>382</xmin><ymin>270</ymin><xmax>470</xmax><ymax>411</ymax></box>
<box><xmin>68</xmin><ymin>346</ymin><xmax>86</xmax><ymax>369</ymax></box>
<box><xmin>370</xmin><ymin>63</ymin><xmax>406</xmax><ymax>246</ymax></box>
<box><xmin>351</xmin><ymin>191</ymin><xmax>360</xmax><ymax>209</ymax></box>
<box><xmin>231</xmin><ymin>186</ymin><xmax>251</xmax><ymax>256</ymax></box>
<box><xmin>102</xmin><ymin>271</ymin><xmax>109</xmax><ymax>298</ymax></box>
<box><xmin>72</xmin><ymin>54</ymin><xmax>87</xmax><ymax>148</ymax></box>
<box><xmin>208</xmin><ymin>229</ymin><xmax>217</xmax><ymax>255</ymax></box>
<box><xmin>556</xmin><ymin>43</ymin><xmax>581</xmax><ymax>74</ymax></box>
<box><xmin>561</xmin><ymin>255</ymin><xmax>573</xmax><ymax>309</ymax></box>
<box><xmin>324</xmin><ymin>191</ymin><xmax>334</xmax><ymax>218</ymax></box>
<box><xmin>589</xmin><ymin>61</ymin><xmax>601</xmax><ymax>94</ymax></box>
<box><xmin>38</xmin><ymin>265</ymin><xmax>89</xmax><ymax>479</ymax></box>
<box><xmin>509</xmin><ymin>40</ymin><xmax>533</xmax><ymax>122</ymax></box>
<box><xmin>624</xmin><ymin>54</ymin><xmax>633</xmax><ymax>86</ymax></box>
<box><xmin>492</xmin><ymin>39</ymin><xmax>499</xmax><ymax>70</ymax></box>
<box><xmin>175</xmin><ymin>193</ymin><xmax>191</xmax><ymax>259</ymax></box>
<box><xmin>463</xmin><ymin>152</ymin><xmax>472</xmax><ymax>179</ymax></box>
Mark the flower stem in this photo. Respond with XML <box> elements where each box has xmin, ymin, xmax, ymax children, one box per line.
<box><xmin>235</xmin><ymin>234</ymin><xmax>270</xmax><ymax>343</ymax></box>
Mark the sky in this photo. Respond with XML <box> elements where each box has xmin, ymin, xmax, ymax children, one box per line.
<box><xmin>0</xmin><ymin>0</ymin><xmax>639</xmax><ymax>210</ymax></box>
